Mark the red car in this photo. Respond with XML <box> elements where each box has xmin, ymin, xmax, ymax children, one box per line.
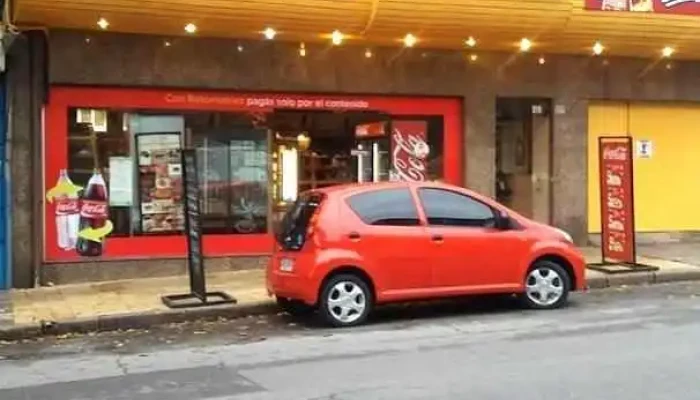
<box><xmin>267</xmin><ymin>181</ymin><xmax>586</xmax><ymax>327</ymax></box>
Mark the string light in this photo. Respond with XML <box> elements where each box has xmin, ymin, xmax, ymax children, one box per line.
<box><xmin>365</xmin><ymin>48</ymin><xmax>373</xmax><ymax>58</ymax></box>
<box><xmin>465</xmin><ymin>36</ymin><xmax>477</xmax><ymax>47</ymax></box>
<box><xmin>403</xmin><ymin>33</ymin><xmax>417</xmax><ymax>47</ymax></box>
<box><xmin>263</xmin><ymin>27</ymin><xmax>277</xmax><ymax>40</ymax></box>
<box><xmin>184</xmin><ymin>23</ymin><xmax>197</xmax><ymax>34</ymax></box>
<box><xmin>299</xmin><ymin>42</ymin><xmax>306</xmax><ymax>57</ymax></box>
<box><xmin>97</xmin><ymin>18</ymin><xmax>109</xmax><ymax>30</ymax></box>
<box><xmin>519</xmin><ymin>38</ymin><xmax>532</xmax><ymax>52</ymax></box>
<box><xmin>593</xmin><ymin>41</ymin><xmax>604</xmax><ymax>56</ymax></box>
<box><xmin>662</xmin><ymin>46</ymin><xmax>674</xmax><ymax>58</ymax></box>
<box><xmin>331</xmin><ymin>30</ymin><xmax>344</xmax><ymax>45</ymax></box>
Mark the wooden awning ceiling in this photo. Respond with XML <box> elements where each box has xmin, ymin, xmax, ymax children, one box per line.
<box><xmin>13</xmin><ymin>0</ymin><xmax>700</xmax><ymax>59</ymax></box>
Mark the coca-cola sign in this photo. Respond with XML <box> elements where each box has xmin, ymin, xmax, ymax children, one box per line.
<box><xmin>56</xmin><ymin>198</ymin><xmax>80</xmax><ymax>215</ymax></box>
<box><xmin>80</xmin><ymin>200</ymin><xmax>108</xmax><ymax>219</ymax></box>
<box><xmin>599</xmin><ymin>137</ymin><xmax>636</xmax><ymax>264</ymax></box>
<box><xmin>585</xmin><ymin>0</ymin><xmax>700</xmax><ymax>14</ymax></box>
<box><xmin>390</xmin><ymin>120</ymin><xmax>430</xmax><ymax>182</ymax></box>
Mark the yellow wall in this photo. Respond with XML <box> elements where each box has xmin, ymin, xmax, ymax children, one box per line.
<box><xmin>588</xmin><ymin>101</ymin><xmax>700</xmax><ymax>233</ymax></box>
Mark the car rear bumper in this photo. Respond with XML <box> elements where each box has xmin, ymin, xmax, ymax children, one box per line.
<box><xmin>266</xmin><ymin>256</ymin><xmax>317</xmax><ymax>305</ymax></box>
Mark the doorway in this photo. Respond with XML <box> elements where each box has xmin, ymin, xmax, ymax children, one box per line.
<box><xmin>495</xmin><ymin>97</ymin><xmax>553</xmax><ymax>224</ymax></box>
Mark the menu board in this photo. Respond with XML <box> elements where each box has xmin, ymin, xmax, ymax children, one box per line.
<box><xmin>599</xmin><ymin>137</ymin><xmax>636</xmax><ymax>264</ymax></box>
<box><xmin>182</xmin><ymin>149</ymin><xmax>206</xmax><ymax>301</ymax></box>
<box><xmin>135</xmin><ymin>132</ymin><xmax>184</xmax><ymax>233</ymax></box>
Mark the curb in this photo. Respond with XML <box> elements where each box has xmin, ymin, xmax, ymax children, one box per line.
<box><xmin>0</xmin><ymin>301</ymin><xmax>278</xmax><ymax>341</ymax></box>
<box><xmin>586</xmin><ymin>268</ymin><xmax>700</xmax><ymax>290</ymax></box>
<box><xmin>3</xmin><ymin>269</ymin><xmax>700</xmax><ymax>341</ymax></box>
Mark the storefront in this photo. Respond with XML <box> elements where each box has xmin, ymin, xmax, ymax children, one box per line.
<box><xmin>44</xmin><ymin>86</ymin><xmax>462</xmax><ymax>264</ymax></box>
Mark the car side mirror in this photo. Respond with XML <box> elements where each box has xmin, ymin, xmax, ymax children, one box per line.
<box><xmin>495</xmin><ymin>211</ymin><xmax>512</xmax><ymax>230</ymax></box>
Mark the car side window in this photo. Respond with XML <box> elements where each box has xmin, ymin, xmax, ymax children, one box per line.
<box><xmin>418</xmin><ymin>188</ymin><xmax>496</xmax><ymax>228</ymax></box>
<box><xmin>347</xmin><ymin>188</ymin><xmax>420</xmax><ymax>226</ymax></box>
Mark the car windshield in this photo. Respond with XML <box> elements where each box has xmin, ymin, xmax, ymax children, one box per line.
<box><xmin>276</xmin><ymin>192</ymin><xmax>324</xmax><ymax>250</ymax></box>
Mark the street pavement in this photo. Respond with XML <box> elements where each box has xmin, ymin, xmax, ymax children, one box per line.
<box><xmin>1</xmin><ymin>282</ymin><xmax>700</xmax><ymax>399</ymax></box>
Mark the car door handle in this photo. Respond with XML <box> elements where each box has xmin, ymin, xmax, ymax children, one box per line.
<box><xmin>431</xmin><ymin>234</ymin><xmax>444</xmax><ymax>242</ymax></box>
<box><xmin>348</xmin><ymin>232</ymin><xmax>361</xmax><ymax>240</ymax></box>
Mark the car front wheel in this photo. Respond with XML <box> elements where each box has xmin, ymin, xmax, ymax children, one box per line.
<box><xmin>319</xmin><ymin>273</ymin><xmax>373</xmax><ymax>327</ymax></box>
<box><xmin>522</xmin><ymin>260</ymin><xmax>571</xmax><ymax>309</ymax></box>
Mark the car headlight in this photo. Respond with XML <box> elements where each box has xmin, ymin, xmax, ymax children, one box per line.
<box><xmin>555</xmin><ymin>228</ymin><xmax>573</xmax><ymax>244</ymax></box>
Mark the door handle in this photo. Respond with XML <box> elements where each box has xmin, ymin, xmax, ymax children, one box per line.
<box><xmin>348</xmin><ymin>232</ymin><xmax>361</xmax><ymax>240</ymax></box>
<box><xmin>431</xmin><ymin>234</ymin><xmax>444</xmax><ymax>242</ymax></box>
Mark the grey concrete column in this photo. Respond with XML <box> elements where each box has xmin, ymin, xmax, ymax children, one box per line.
<box><xmin>6</xmin><ymin>31</ymin><xmax>47</xmax><ymax>288</ymax></box>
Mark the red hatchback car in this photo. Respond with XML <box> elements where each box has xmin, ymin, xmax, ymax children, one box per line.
<box><xmin>267</xmin><ymin>181</ymin><xmax>586</xmax><ymax>327</ymax></box>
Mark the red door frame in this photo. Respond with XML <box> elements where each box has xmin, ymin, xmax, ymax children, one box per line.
<box><xmin>44</xmin><ymin>86</ymin><xmax>464</xmax><ymax>263</ymax></box>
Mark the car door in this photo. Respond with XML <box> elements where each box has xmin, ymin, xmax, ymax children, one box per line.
<box><xmin>416</xmin><ymin>187</ymin><xmax>522</xmax><ymax>292</ymax></box>
<box><xmin>344</xmin><ymin>187</ymin><xmax>433</xmax><ymax>297</ymax></box>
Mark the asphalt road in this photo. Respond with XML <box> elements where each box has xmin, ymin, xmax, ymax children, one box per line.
<box><xmin>1</xmin><ymin>282</ymin><xmax>700</xmax><ymax>399</ymax></box>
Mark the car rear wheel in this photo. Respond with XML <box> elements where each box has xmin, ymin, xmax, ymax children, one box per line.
<box><xmin>521</xmin><ymin>260</ymin><xmax>571</xmax><ymax>310</ymax></box>
<box><xmin>319</xmin><ymin>273</ymin><xmax>373</xmax><ymax>327</ymax></box>
<box><xmin>276</xmin><ymin>297</ymin><xmax>315</xmax><ymax>317</ymax></box>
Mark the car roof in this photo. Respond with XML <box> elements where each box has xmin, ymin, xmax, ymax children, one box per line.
<box><xmin>313</xmin><ymin>180</ymin><xmax>479</xmax><ymax>198</ymax></box>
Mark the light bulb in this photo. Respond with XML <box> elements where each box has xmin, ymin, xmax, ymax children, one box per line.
<box><xmin>519</xmin><ymin>38</ymin><xmax>532</xmax><ymax>52</ymax></box>
<box><xmin>331</xmin><ymin>30</ymin><xmax>343</xmax><ymax>45</ymax></box>
<box><xmin>184</xmin><ymin>23</ymin><xmax>197</xmax><ymax>34</ymax></box>
<box><xmin>403</xmin><ymin>33</ymin><xmax>417</xmax><ymax>47</ymax></box>
<box><xmin>469</xmin><ymin>53</ymin><xmax>478</xmax><ymax>62</ymax></box>
<box><xmin>465</xmin><ymin>36</ymin><xmax>476</xmax><ymax>47</ymax></box>
<box><xmin>593</xmin><ymin>41</ymin><xmax>604</xmax><ymax>56</ymax></box>
<box><xmin>97</xmin><ymin>18</ymin><xmax>109</xmax><ymax>30</ymax></box>
<box><xmin>662</xmin><ymin>46</ymin><xmax>674</xmax><ymax>58</ymax></box>
<box><xmin>263</xmin><ymin>27</ymin><xmax>276</xmax><ymax>40</ymax></box>
<box><xmin>538</xmin><ymin>56</ymin><xmax>546</xmax><ymax>65</ymax></box>
<box><xmin>365</xmin><ymin>48</ymin><xmax>373</xmax><ymax>58</ymax></box>
<box><xmin>299</xmin><ymin>43</ymin><xmax>306</xmax><ymax>57</ymax></box>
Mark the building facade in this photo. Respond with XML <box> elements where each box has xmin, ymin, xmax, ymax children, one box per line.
<box><xmin>6</xmin><ymin>0</ymin><xmax>700</xmax><ymax>287</ymax></box>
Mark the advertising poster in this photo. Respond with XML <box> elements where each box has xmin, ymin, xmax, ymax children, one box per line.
<box><xmin>599</xmin><ymin>137</ymin><xmax>636</xmax><ymax>264</ymax></box>
<box><xmin>389</xmin><ymin>120</ymin><xmax>430</xmax><ymax>182</ymax></box>
<box><xmin>584</xmin><ymin>0</ymin><xmax>700</xmax><ymax>15</ymax></box>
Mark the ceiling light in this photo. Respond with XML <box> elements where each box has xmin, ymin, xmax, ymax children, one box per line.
<box><xmin>519</xmin><ymin>38</ymin><xmax>532</xmax><ymax>52</ymax></box>
<box><xmin>237</xmin><ymin>44</ymin><xmax>244</xmax><ymax>52</ymax></box>
<box><xmin>299</xmin><ymin>42</ymin><xmax>306</xmax><ymax>57</ymax></box>
<box><xmin>593</xmin><ymin>41</ymin><xmax>604</xmax><ymax>56</ymax></box>
<box><xmin>538</xmin><ymin>56</ymin><xmax>546</xmax><ymax>65</ymax></box>
<box><xmin>184</xmin><ymin>23</ymin><xmax>197</xmax><ymax>34</ymax></box>
<box><xmin>263</xmin><ymin>27</ymin><xmax>277</xmax><ymax>40</ymax></box>
<box><xmin>469</xmin><ymin>53</ymin><xmax>478</xmax><ymax>62</ymax></box>
<box><xmin>465</xmin><ymin>36</ymin><xmax>477</xmax><ymax>47</ymax></box>
<box><xmin>662</xmin><ymin>46</ymin><xmax>674</xmax><ymax>58</ymax></box>
<box><xmin>97</xmin><ymin>18</ymin><xmax>109</xmax><ymax>30</ymax></box>
<box><xmin>331</xmin><ymin>30</ymin><xmax>344</xmax><ymax>45</ymax></box>
<box><xmin>403</xmin><ymin>33</ymin><xmax>417</xmax><ymax>47</ymax></box>
<box><xmin>164</xmin><ymin>40</ymin><xmax>172</xmax><ymax>47</ymax></box>
<box><xmin>365</xmin><ymin>48</ymin><xmax>373</xmax><ymax>58</ymax></box>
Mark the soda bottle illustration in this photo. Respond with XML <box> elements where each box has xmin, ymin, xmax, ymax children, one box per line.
<box><xmin>75</xmin><ymin>170</ymin><xmax>109</xmax><ymax>257</ymax></box>
<box><xmin>54</xmin><ymin>169</ymin><xmax>80</xmax><ymax>250</ymax></box>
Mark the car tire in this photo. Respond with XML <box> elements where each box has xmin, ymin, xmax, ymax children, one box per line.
<box><xmin>521</xmin><ymin>260</ymin><xmax>571</xmax><ymax>310</ymax></box>
<box><xmin>276</xmin><ymin>297</ymin><xmax>315</xmax><ymax>317</ymax></box>
<box><xmin>319</xmin><ymin>273</ymin><xmax>373</xmax><ymax>328</ymax></box>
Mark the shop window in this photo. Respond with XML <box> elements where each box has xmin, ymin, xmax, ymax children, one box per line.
<box><xmin>66</xmin><ymin>108</ymin><xmax>269</xmax><ymax>236</ymax></box>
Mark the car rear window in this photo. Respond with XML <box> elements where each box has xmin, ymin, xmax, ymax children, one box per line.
<box><xmin>346</xmin><ymin>188</ymin><xmax>420</xmax><ymax>226</ymax></box>
<box><xmin>276</xmin><ymin>192</ymin><xmax>324</xmax><ymax>250</ymax></box>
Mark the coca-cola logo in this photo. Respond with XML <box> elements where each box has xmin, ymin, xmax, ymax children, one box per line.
<box><xmin>603</xmin><ymin>146</ymin><xmax>628</xmax><ymax>161</ymax></box>
<box><xmin>80</xmin><ymin>200</ymin><xmax>108</xmax><ymax>218</ymax></box>
<box><xmin>392</xmin><ymin>128</ymin><xmax>429</xmax><ymax>182</ymax></box>
<box><xmin>56</xmin><ymin>198</ymin><xmax>79</xmax><ymax>214</ymax></box>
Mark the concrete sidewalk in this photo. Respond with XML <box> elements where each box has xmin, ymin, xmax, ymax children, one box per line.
<box><xmin>1</xmin><ymin>247</ymin><xmax>700</xmax><ymax>339</ymax></box>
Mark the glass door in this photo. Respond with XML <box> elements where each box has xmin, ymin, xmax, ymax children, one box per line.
<box><xmin>352</xmin><ymin>121</ymin><xmax>390</xmax><ymax>183</ymax></box>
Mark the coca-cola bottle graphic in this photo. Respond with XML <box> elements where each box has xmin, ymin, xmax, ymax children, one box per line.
<box><xmin>75</xmin><ymin>170</ymin><xmax>109</xmax><ymax>257</ymax></box>
<box><xmin>55</xmin><ymin>169</ymin><xmax>80</xmax><ymax>250</ymax></box>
